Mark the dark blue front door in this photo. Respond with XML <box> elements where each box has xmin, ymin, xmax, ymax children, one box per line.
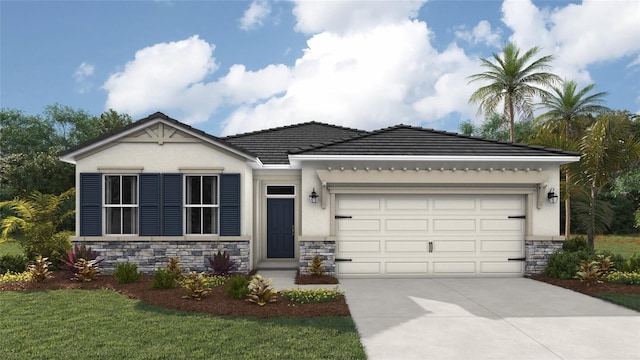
<box><xmin>267</xmin><ymin>198</ymin><xmax>295</xmax><ymax>258</ymax></box>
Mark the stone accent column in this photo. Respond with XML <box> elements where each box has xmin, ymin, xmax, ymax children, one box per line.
<box><xmin>299</xmin><ymin>240</ymin><xmax>336</xmax><ymax>276</ymax></box>
<box><xmin>524</xmin><ymin>239</ymin><xmax>563</xmax><ymax>276</ymax></box>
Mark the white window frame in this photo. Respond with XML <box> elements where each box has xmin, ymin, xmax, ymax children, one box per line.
<box><xmin>184</xmin><ymin>175</ymin><xmax>220</xmax><ymax>235</ymax></box>
<box><xmin>103</xmin><ymin>174</ymin><xmax>139</xmax><ymax>235</ymax></box>
<box><xmin>265</xmin><ymin>185</ymin><xmax>296</xmax><ymax>198</ymax></box>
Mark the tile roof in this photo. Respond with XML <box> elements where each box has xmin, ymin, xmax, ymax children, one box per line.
<box><xmin>222</xmin><ymin>122</ymin><xmax>368</xmax><ymax>164</ymax></box>
<box><xmin>289</xmin><ymin>124</ymin><xmax>580</xmax><ymax>157</ymax></box>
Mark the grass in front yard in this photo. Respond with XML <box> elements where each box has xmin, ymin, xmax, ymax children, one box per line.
<box><xmin>595</xmin><ymin>234</ymin><xmax>640</xmax><ymax>258</ymax></box>
<box><xmin>0</xmin><ymin>290</ymin><xmax>365</xmax><ymax>360</ymax></box>
<box><xmin>595</xmin><ymin>293</ymin><xmax>640</xmax><ymax>312</ymax></box>
<box><xmin>0</xmin><ymin>240</ymin><xmax>24</xmax><ymax>257</ymax></box>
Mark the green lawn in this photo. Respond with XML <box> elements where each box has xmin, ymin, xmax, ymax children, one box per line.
<box><xmin>595</xmin><ymin>293</ymin><xmax>640</xmax><ymax>312</ymax></box>
<box><xmin>0</xmin><ymin>290</ymin><xmax>366</xmax><ymax>360</ymax></box>
<box><xmin>595</xmin><ymin>234</ymin><xmax>640</xmax><ymax>258</ymax></box>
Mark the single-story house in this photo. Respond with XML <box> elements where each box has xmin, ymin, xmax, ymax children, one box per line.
<box><xmin>59</xmin><ymin>112</ymin><xmax>580</xmax><ymax>277</ymax></box>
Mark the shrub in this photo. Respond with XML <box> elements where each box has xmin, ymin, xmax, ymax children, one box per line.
<box><xmin>151</xmin><ymin>268</ymin><xmax>178</xmax><ymax>289</ymax></box>
<box><xmin>544</xmin><ymin>250</ymin><xmax>592</xmax><ymax>279</ymax></box>
<box><xmin>72</xmin><ymin>258</ymin><xmax>100</xmax><ymax>282</ymax></box>
<box><xmin>167</xmin><ymin>257</ymin><xmax>182</xmax><ymax>279</ymax></box>
<box><xmin>28</xmin><ymin>255</ymin><xmax>54</xmax><ymax>282</ymax></box>
<box><xmin>0</xmin><ymin>271</ymin><xmax>33</xmax><ymax>283</ymax></box>
<box><xmin>307</xmin><ymin>255</ymin><xmax>325</xmax><ymax>277</ymax></box>
<box><xmin>597</xmin><ymin>250</ymin><xmax>625</xmax><ymax>271</ymax></box>
<box><xmin>575</xmin><ymin>255</ymin><xmax>613</xmax><ymax>283</ymax></box>
<box><xmin>179</xmin><ymin>272</ymin><xmax>214</xmax><ymax>300</ymax></box>
<box><xmin>605</xmin><ymin>271</ymin><xmax>640</xmax><ymax>285</ymax></box>
<box><xmin>247</xmin><ymin>274</ymin><xmax>277</xmax><ymax>306</ymax></box>
<box><xmin>207</xmin><ymin>250</ymin><xmax>237</xmax><ymax>275</ymax></box>
<box><xmin>623</xmin><ymin>254</ymin><xmax>640</xmax><ymax>273</ymax></box>
<box><xmin>59</xmin><ymin>244</ymin><xmax>102</xmax><ymax>274</ymax></box>
<box><xmin>562</xmin><ymin>236</ymin><xmax>592</xmax><ymax>252</ymax></box>
<box><xmin>281</xmin><ymin>287</ymin><xmax>343</xmax><ymax>304</ymax></box>
<box><xmin>226</xmin><ymin>274</ymin><xmax>250</xmax><ymax>299</ymax></box>
<box><xmin>113</xmin><ymin>263</ymin><xmax>142</xmax><ymax>284</ymax></box>
<box><xmin>0</xmin><ymin>254</ymin><xmax>27</xmax><ymax>274</ymax></box>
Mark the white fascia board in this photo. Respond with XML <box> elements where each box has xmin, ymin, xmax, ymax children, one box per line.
<box><xmin>59</xmin><ymin>118</ymin><xmax>258</xmax><ymax>164</ymax></box>
<box><xmin>288</xmin><ymin>154</ymin><xmax>580</xmax><ymax>165</ymax></box>
<box><xmin>253</xmin><ymin>163</ymin><xmax>295</xmax><ymax>170</ymax></box>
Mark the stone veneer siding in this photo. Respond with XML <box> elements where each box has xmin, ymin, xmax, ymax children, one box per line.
<box><xmin>299</xmin><ymin>241</ymin><xmax>336</xmax><ymax>276</ymax></box>
<box><xmin>524</xmin><ymin>239</ymin><xmax>563</xmax><ymax>276</ymax></box>
<box><xmin>73</xmin><ymin>240</ymin><xmax>250</xmax><ymax>274</ymax></box>
<box><xmin>298</xmin><ymin>239</ymin><xmax>562</xmax><ymax>277</ymax></box>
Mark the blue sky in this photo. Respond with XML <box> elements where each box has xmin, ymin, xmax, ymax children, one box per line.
<box><xmin>1</xmin><ymin>0</ymin><xmax>639</xmax><ymax>136</ymax></box>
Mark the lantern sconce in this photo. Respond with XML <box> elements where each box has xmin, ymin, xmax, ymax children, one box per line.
<box><xmin>547</xmin><ymin>188</ymin><xmax>559</xmax><ymax>204</ymax></box>
<box><xmin>309</xmin><ymin>188</ymin><xmax>319</xmax><ymax>204</ymax></box>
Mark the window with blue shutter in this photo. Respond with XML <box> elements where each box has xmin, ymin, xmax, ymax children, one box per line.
<box><xmin>162</xmin><ymin>174</ymin><xmax>183</xmax><ymax>236</ymax></box>
<box><xmin>139</xmin><ymin>174</ymin><xmax>161</xmax><ymax>236</ymax></box>
<box><xmin>79</xmin><ymin>173</ymin><xmax>102</xmax><ymax>236</ymax></box>
<box><xmin>219</xmin><ymin>173</ymin><xmax>241</xmax><ymax>236</ymax></box>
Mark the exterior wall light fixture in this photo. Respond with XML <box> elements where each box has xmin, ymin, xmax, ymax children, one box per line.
<box><xmin>547</xmin><ymin>188</ymin><xmax>559</xmax><ymax>204</ymax></box>
<box><xmin>309</xmin><ymin>188</ymin><xmax>319</xmax><ymax>204</ymax></box>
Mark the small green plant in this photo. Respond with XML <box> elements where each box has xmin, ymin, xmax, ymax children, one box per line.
<box><xmin>59</xmin><ymin>244</ymin><xmax>102</xmax><ymax>274</ymax></box>
<box><xmin>113</xmin><ymin>263</ymin><xmax>142</xmax><ymax>284</ymax></box>
<box><xmin>0</xmin><ymin>271</ymin><xmax>33</xmax><ymax>283</ymax></box>
<box><xmin>207</xmin><ymin>250</ymin><xmax>237</xmax><ymax>275</ymax></box>
<box><xmin>605</xmin><ymin>271</ymin><xmax>640</xmax><ymax>285</ymax></box>
<box><xmin>281</xmin><ymin>287</ymin><xmax>344</xmax><ymax>304</ymax></box>
<box><xmin>226</xmin><ymin>274</ymin><xmax>250</xmax><ymax>299</ymax></box>
<box><xmin>151</xmin><ymin>268</ymin><xmax>178</xmax><ymax>289</ymax></box>
<box><xmin>28</xmin><ymin>255</ymin><xmax>54</xmax><ymax>282</ymax></box>
<box><xmin>72</xmin><ymin>258</ymin><xmax>100</xmax><ymax>282</ymax></box>
<box><xmin>623</xmin><ymin>254</ymin><xmax>640</xmax><ymax>272</ymax></box>
<box><xmin>179</xmin><ymin>271</ymin><xmax>214</xmax><ymax>300</ymax></box>
<box><xmin>307</xmin><ymin>255</ymin><xmax>326</xmax><ymax>277</ymax></box>
<box><xmin>247</xmin><ymin>274</ymin><xmax>277</xmax><ymax>306</ymax></box>
<box><xmin>0</xmin><ymin>254</ymin><xmax>27</xmax><ymax>274</ymax></box>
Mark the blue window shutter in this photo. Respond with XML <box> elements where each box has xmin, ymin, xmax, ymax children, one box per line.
<box><xmin>139</xmin><ymin>174</ymin><xmax>160</xmax><ymax>236</ymax></box>
<box><xmin>220</xmin><ymin>173</ymin><xmax>240</xmax><ymax>236</ymax></box>
<box><xmin>80</xmin><ymin>173</ymin><xmax>102</xmax><ymax>236</ymax></box>
<box><xmin>162</xmin><ymin>174</ymin><xmax>183</xmax><ymax>236</ymax></box>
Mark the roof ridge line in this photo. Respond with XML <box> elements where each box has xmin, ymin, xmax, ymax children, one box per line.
<box><xmin>222</xmin><ymin>121</ymin><xmax>368</xmax><ymax>139</ymax></box>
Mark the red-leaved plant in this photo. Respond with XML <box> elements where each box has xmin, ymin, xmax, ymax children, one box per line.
<box><xmin>59</xmin><ymin>244</ymin><xmax>103</xmax><ymax>274</ymax></box>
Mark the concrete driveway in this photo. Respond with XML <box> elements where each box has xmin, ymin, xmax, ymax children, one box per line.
<box><xmin>339</xmin><ymin>278</ymin><xmax>640</xmax><ymax>360</ymax></box>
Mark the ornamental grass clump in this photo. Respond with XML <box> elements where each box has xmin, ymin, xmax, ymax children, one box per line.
<box><xmin>280</xmin><ymin>287</ymin><xmax>343</xmax><ymax>304</ymax></box>
<box><xmin>247</xmin><ymin>274</ymin><xmax>277</xmax><ymax>306</ymax></box>
<box><xmin>28</xmin><ymin>255</ymin><xmax>54</xmax><ymax>282</ymax></box>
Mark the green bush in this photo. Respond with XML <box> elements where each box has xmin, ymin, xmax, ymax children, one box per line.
<box><xmin>597</xmin><ymin>250</ymin><xmax>625</xmax><ymax>271</ymax></box>
<box><xmin>605</xmin><ymin>271</ymin><xmax>640</xmax><ymax>285</ymax></box>
<box><xmin>151</xmin><ymin>268</ymin><xmax>178</xmax><ymax>289</ymax></box>
<box><xmin>226</xmin><ymin>274</ymin><xmax>250</xmax><ymax>299</ymax></box>
<box><xmin>113</xmin><ymin>263</ymin><xmax>142</xmax><ymax>284</ymax></box>
<box><xmin>0</xmin><ymin>254</ymin><xmax>27</xmax><ymax>274</ymax></box>
<box><xmin>281</xmin><ymin>287</ymin><xmax>344</xmax><ymax>304</ymax></box>
<box><xmin>562</xmin><ymin>236</ymin><xmax>592</xmax><ymax>252</ymax></box>
<box><xmin>623</xmin><ymin>254</ymin><xmax>640</xmax><ymax>272</ymax></box>
<box><xmin>544</xmin><ymin>250</ymin><xmax>593</xmax><ymax>279</ymax></box>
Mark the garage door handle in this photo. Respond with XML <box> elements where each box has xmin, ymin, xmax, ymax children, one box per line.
<box><xmin>335</xmin><ymin>215</ymin><xmax>352</xmax><ymax>219</ymax></box>
<box><xmin>508</xmin><ymin>257</ymin><xmax>526</xmax><ymax>261</ymax></box>
<box><xmin>335</xmin><ymin>258</ymin><xmax>352</xmax><ymax>262</ymax></box>
<box><xmin>508</xmin><ymin>215</ymin><xmax>526</xmax><ymax>219</ymax></box>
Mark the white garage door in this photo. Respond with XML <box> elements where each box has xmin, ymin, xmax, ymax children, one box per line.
<box><xmin>335</xmin><ymin>194</ymin><xmax>526</xmax><ymax>277</ymax></box>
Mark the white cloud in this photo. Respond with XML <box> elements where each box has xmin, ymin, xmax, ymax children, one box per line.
<box><xmin>73</xmin><ymin>62</ymin><xmax>95</xmax><ymax>93</ymax></box>
<box><xmin>239</xmin><ymin>0</ymin><xmax>271</xmax><ymax>31</ymax></box>
<box><xmin>455</xmin><ymin>20</ymin><xmax>502</xmax><ymax>48</ymax></box>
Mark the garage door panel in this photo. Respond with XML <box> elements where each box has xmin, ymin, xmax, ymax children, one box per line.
<box><xmin>433</xmin><ymin>240</ymin><xmax>475</xmax><ymax>252</ymax></box>
<box><xmin>385</xmin><ymin>219</ymin><xmax>428</xmax><ymax>231</ymax></box>
<box><xmin>338</xmin><ymin>198</ymin><xmax>380</xmax><ymax>210</ymax></box>
<box><xmin>385</xmin><ymin>198</ymin><xmax>429</xmax><ymax>210</ymax></box>
<box><xmin>385</xmin><ymin>261</ymin><xmax>429</xmax><ymax>274</ymax></box>
<box><xmin>433</xmin><ymin>261</ymin><xmax>476</xmax><ymax>274</ymax></box>
<box><xmin>480</xmin><ymin>261</ymin><xmax>524</xmax><ymax>274</ymax></box>
<box><xmin>480</xmin><ymin>219</ymin><xmax>524</xmax><ymax>232</ymax></box>
<box><xmin>433</xmin><ymin>219</ymin><xmax>476</xmax><ymax>231</ymax></box>
<box><xmin>337</xmin><ymin>219</ymin><xmax>381</xmax><ymax>231</ymax></box>
<box><xmin>386</xmin><ymin>241</ymin><xmax>429</xmax><ymax>252</ymax></box>
<box><xmin>338</xmin><ymin>262</ymin><xmax>380</xmax><ymax>275</ymax></box>
<box><xmin>338</xmin><ymin>241</ymin><xmax>380</xmax><ymax>253</ymax></box>
<box><xmin>433</xmin><ymin>198</ymin><xmax>476</xmax><ymax>210</ymax></box>
<box><xmin>480</xmin><ymin>197</ymin><xmax>524</xmax><ymax>211</ymax></box>
<box><xmin>481</xmin><ymin>240</ymin><xmax>524</xmax><ymax>252</ymax></box>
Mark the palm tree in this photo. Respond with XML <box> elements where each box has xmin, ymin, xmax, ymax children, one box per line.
<box><xmin>0</xmin><ymin>188</ymin><xmax>75</xmax><ymax>260</ymax></box>
<box><xmin>468</xmin><ymin>42</ymin><xmax>560</xmax><ymax>142</ymax></box>
<box><xmin>579</xmin><ymin>112</ymin><xmax>640</xmax><ymax>246</ymax></box>
<box><xmin>536</xmin><ymin>80</ymin><xmax>609</xmax><ymax>240</ymax></box>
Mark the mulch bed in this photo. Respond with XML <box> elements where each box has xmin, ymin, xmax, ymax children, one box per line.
<box><xmin>532</xmin><ymin>275</ymin><xmax>640</xmax><ymax>296</ymax></box>
<box><xmin>0</xmin><ymin>272</ymin><xmax>350</xmax><ymax>318</ymax></box>
<box><xmin>296</xmin><ymin>272</ymin><xmax>340</xmax><ymax>285</ymax></box>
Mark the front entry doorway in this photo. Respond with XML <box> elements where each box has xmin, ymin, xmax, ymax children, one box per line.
<box><xmin>266</xmin><ymin>198</ymin><xmax>295</xmax><ymax>258</ymax></box>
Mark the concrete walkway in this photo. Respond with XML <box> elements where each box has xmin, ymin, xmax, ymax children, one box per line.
<box><xmin>259</xmin><ymin>271</ymin><xmax>640</xmax><ymax>360</ymax></box>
